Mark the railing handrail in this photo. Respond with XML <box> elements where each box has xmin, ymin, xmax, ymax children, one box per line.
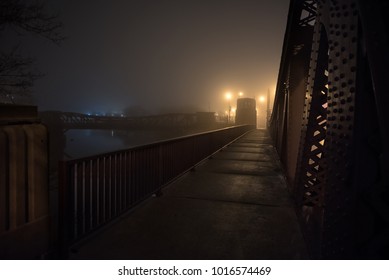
<box><xmin>59</xmin><ymin>125</ymin><xmax>254</xmax><ymax>256</ymax></box>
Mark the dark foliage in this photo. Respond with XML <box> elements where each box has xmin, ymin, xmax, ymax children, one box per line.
<box><xmin>0</xmin><ymin>0</ymin><xmax>64</xmax><ymax>103</ymax></box>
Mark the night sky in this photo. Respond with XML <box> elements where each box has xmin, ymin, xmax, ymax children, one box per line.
<box><xmin>27</xmin><ymin>0</ymin><xmax>289</xmax><ymax>114</ymax></box>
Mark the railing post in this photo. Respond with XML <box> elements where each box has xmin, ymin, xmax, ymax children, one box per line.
<box><xmin>58</xmin><ymin>160</ymin><xmax>69</xmax><ymax>259</ymax></box>
<box><xmin>156</xmin><ymin>145</ymin><xmax>163</xmax><ymax>197</ymax></box>
<box><xmin>57</xmin><ymin>125</ymin><xmax>250</xmax><ymax>247</ymax></box>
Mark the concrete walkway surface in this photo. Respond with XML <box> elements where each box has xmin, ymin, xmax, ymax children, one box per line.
<box><xmin>69</xmin><ymin>129</ymin><xmax>308</xmax><ymax>259</ymax></box>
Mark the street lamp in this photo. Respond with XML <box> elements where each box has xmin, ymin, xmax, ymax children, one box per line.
<box><xmin>231</xmin><ymin>107</ymin><xmax>236</xmax><ymax>123</ymax></box>
<box><xmin>225</xmin><ymin>92</ymin><xmax>232</xmax><ymax>124</ymax></box>
<box><xmin>258</xmin><ymin>95</ymin><xmax>268</xmax><ymax>128</ymax></box>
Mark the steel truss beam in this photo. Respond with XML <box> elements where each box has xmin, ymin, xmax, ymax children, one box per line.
<box><xmin>270</xmin><ymin>0</ymin><xmax>389</xmax><ymax>259</ymax></box>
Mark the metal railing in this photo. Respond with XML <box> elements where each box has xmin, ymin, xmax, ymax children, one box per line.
<box><xmin>59</xmin><ymin>125</ymin><xmax>254</xmax><ymax>251</ymax></box>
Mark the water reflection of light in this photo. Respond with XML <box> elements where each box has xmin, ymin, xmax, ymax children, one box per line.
<box><xmin>111</xmin><ymin>130</ymin><xmax>114</xmax><ymax>137</ymax></box>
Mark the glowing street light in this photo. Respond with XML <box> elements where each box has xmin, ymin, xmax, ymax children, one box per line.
<box><xmin>225</xmin><ymin>92</ymin><xmax>233</xmax><ymax>124</ymax></box>
<box><xmin>231</xmin><ymin>107</ymin><xmax>237</xmax><ymax>123</ymax></box>
<box><xmin>223</xmin><ymin>91</ymin><xmax>243</xmax><ymax>124</ymax></box>
<box><xmin>258</xmin><ymin>95</ymin><xmax>270</xmax><ymax>128</ymax></box>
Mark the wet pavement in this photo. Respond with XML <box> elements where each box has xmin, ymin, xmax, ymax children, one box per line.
<box><xmin>69</xmin><ymin>129</ymin><xmax>308</xmax><ymax>259</ymax></box>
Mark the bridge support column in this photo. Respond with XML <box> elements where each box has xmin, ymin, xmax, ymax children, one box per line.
<box><xmin>0</xmin><ymin>105</ymin><xmax>50</xmax><ymax>259</ymax></box>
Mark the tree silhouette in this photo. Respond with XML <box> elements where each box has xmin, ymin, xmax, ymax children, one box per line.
<box><xmin>0</xmin><ymin>0</ymin><xmax>64</xmax><ymax>104</ymax></box>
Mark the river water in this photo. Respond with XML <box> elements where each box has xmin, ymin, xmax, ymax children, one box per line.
<box><xmin>63</xmin><ymin>128</ymin><xmax>196</xmax><ymax>159</ymax></box>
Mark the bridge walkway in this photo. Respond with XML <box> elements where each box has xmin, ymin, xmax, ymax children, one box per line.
<box><xmin>69</xmin><ymin>129</ymin><xmax>308</xmax><ymax>259</ymax></box>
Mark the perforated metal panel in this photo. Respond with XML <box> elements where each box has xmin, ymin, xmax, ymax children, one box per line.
<box><xmin>294</xmin><ymin>16</ymin><xmax>328</xmax><ymax>258</ymax></box>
